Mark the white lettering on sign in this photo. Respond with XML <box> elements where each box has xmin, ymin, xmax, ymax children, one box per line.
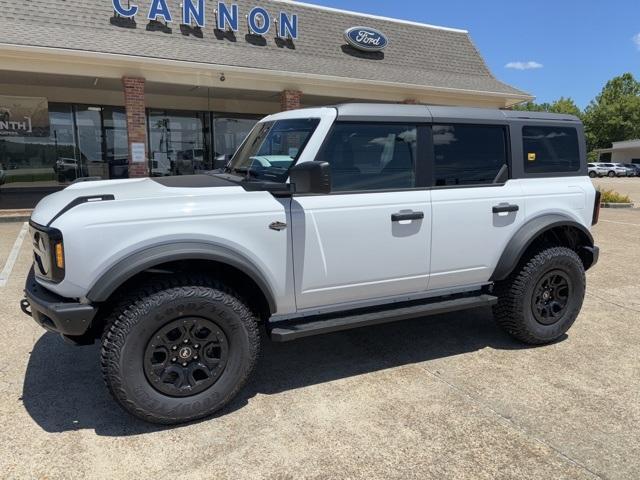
<box><xmin>355</xmin><ymin>31</ymin><xmax>382</xmax><ymax>46</ymax></box>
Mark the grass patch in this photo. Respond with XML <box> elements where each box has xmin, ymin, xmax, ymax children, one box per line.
<box><xmin>598</xmin><ymin>188</ymin><xmax>632</xmax><ymax>204</ymax></box>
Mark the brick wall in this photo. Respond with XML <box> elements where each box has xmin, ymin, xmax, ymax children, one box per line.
<box><xmin>122</xmin><ymin>77</ymin><xmax>149</xmax><ymax>178</ymax></box>
<box><xmin>280</xmin><ymin>90</ymin><xmax>302</xmax><ymax>111</ymax></box>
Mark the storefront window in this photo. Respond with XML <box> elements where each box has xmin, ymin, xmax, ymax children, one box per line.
<box><xmin>213</xmin><ymin>116</ymin><xmax>258</xmax><ymax>170</ymax></box>
<box><xmin>148</xmin><ymin>110</ymin><xmax>209</xmax><ymax>176</ymax></box>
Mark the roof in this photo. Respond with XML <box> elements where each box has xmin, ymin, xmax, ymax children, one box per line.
<box><xmin>334</xmin><ymin>104</ymin><xmax>580</xmax><ymax>123</ymax></box>
<box><xmin>0</xmin><ymin>0</ymin><xmax>530</xmax><ymax>100</ymax></box>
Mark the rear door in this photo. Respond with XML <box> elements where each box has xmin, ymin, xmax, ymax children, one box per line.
<box><xmin>291</xmin><ymin>122</ymin><xmax>432</xmax><ymax>310</ymax></box>
<box><xmin>429</xmin><ymin>123</ymin><xmax>526</xmax><ymax>290</ymax></box>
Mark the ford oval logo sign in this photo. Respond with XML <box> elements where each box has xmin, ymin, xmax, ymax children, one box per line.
<box><xmin>344</xmin><ymin>26</ymin><xmax>388</xmax><ymax>52</ymax></box>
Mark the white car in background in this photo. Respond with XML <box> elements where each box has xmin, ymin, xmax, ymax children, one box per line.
<box><xmin>594</xmin><ymin>162</ymin><xmax>628</xmax><ymax>177</ymax></box>
<box><xmin>588</xmin><ymin>163</ymin><xmax>607</xmax><ymax>178</ymax></box>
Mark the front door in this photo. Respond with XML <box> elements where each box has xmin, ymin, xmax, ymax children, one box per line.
<box><xmin>291</xmin><ymin>122</ymin><xmax>431</xmax><ymax>311</ymax></box>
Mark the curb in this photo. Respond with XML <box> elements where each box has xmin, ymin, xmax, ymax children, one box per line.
<box><xmin>0</xmin><ymin>215</ymin><xmax>31</xmax><ymax>223</ymax></box>
<box><xmin>601</xmin><ymin>203</ymin><xmax>634</xmax><ymax>209</ymax></box>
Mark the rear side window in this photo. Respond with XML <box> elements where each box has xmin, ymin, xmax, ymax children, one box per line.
<box><xmin>317</xmin><ymin>123</ymin><xmax>417</xmax><ymax>191</ymax></box>
<box><xmin>523</xmin><ymin>126</ymin><xmax>580</xmax><ymax>173</ymax></box>
<box><xmin>433</xmin><ymin>124</ymin><xmax>507</xmax><ymax>186</ymax></box>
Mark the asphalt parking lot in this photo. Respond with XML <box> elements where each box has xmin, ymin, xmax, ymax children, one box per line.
<box><xmin>1</xmin><ymin>180</ymin><xmax>639</xmax><ymax>479</ymax></box>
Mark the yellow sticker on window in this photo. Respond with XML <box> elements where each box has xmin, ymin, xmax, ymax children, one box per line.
<box><xmin>528</xmin><ymin>153</ymin><xmax>537</xmax><ymax>162</ymax></box>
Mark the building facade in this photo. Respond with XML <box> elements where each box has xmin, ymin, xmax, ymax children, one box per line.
<box><xmin>0</xmin><ymin>0</ymin><xmax>531</xmax><ymax>209</ymax></box>
<box><xmin>597</xmin><ymin>140</ymin><xmax>640</xmax><ymax>164</ymax></box>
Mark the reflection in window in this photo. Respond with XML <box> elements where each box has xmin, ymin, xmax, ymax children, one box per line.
<box><xmin>523</xmin><ymin>126</ymin><xmax>580</xmax><ymax>173</ymax></box>
<box><xmin>213</xmin><ymin>116</ymin><xmax>258</xmax><ymax>170</ymax></box>
<box><xmin>433</xmin><ymin>125</ymin><xmax>507</xmax><ymax>186</ymax></box>
<box><xmin>0</xmin><ymin>104</ymin><xmax>77</xmax><ymax>188</ymax></box>
<box><xmin>317</xmin><ymin>123</ymin><xmax>417</xmax><ymax>191</ymax></box>
<box><xmin>148</xmin><ymin>110</ymin><xmax>208</xmax><ymax>176</ymax></box>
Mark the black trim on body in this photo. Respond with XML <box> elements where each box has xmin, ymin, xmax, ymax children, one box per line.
<box><xmin>86</xmin><ymin>242</ymin><xmax>277</xmax><ymax>313</ymax></box>
<box><xmin>152</xmin><ymin>175</ymin><xmax>237</xmax><ymax>188</ymax></box>
<box><xmin>490</xmin><ymin>214</ymin><xmax>595</xmax><ymax>282</ymax></box>
<box><xmin>22</xmin><ymin>267</ymin><xmax>97</xmax><ymax>337</ymax></box>
<box><xmin>47</xmin><ymin>195</ymin><xmax>115</xmax><ymax>227</ymax></box>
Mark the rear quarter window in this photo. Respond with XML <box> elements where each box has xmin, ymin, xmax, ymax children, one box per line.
<box><xmin>523</xmin><ymin>126</ymin><xmax>580</xmax><ymax>173</ymax></box>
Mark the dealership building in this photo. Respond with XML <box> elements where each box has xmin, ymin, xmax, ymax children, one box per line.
<box><xmin>0</xmin><ymin>0</ymin><xmax>531</xmax><ymax>209</ymax></box>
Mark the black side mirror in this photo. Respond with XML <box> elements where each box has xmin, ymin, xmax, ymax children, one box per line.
<box><xmin>290</xmin><ymin>161</ymin><xmax>332</xmax><ymax>194</ymax></box>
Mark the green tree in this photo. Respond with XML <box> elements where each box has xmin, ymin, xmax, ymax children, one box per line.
<box><xmin>513</xmin><ymin>97</ymin><xmax>582</xmax><ymax>117</ymax></box>
<box><xmin>583</xmin><ymin>73</ymin><xmax>640</xmax><ymax>151</ymax></box>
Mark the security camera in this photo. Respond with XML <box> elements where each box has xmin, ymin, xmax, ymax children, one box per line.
<box><xmin>219</xmin><ymin>73</ymin><xmax>226</xmax><ymax>82</ymax></box>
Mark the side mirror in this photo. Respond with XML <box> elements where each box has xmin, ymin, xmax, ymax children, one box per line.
<box><xmin>290</xmin><ymin>161</ymin><xmax>332</xmax><ymax>195</ymax></box>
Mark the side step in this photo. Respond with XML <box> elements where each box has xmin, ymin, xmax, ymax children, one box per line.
<box><xmin>269</xmin><ymin>294</ymin><xmax>498</xmax><ymax>342</ymax></box>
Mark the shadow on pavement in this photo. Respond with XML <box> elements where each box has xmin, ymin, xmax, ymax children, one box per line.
<box><xmin>22</xmin><ymin>307</ymin><xmax>551</xmax><ymax>436</ymax></box>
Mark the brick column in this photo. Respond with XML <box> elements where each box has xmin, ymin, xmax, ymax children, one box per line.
<box><xmin>122</xmin><ymin>77</ymin><xmax>149</xmax><ymax>178</ymax></box>
<box><xmin>280</xmin><ymin>90</ymin><xmax>302</xmax><ymax>111</ymax></box>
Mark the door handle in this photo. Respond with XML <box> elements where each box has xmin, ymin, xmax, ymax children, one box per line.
<box><xmin>492</xmin><ymin>203</ymin><xmax>520</xmax><ymax>214</ymax></box>
<box><xmin>392</xmin><ymin>211</ymin><xmax>425</xmax><ymax>222</ymax></box>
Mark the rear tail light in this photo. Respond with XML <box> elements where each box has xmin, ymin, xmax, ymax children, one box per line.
<box><xmin>592</xmin><ymin>190</ymin><xmax>602</xmax><ymax>226</ymax></box>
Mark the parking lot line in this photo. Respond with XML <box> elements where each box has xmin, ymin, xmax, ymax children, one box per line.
<box><xmin>0</xmin><ymin>222</ymin><xmax>29</xmax><ymax>287</ymax></box>
<box><xmin>600</xmin><ymin>219</ymin><xmax>640</xmax><ymax>227</ymax></box>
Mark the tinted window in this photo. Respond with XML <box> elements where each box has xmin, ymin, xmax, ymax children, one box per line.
<box><xmin>227</xmin><ymin>118</ymin><xmax>319</xmax><ymax>182</ymax></box>
<box><xmin>317</xmin><ymin>123</ymin><xmax>417</xmax><ymax>191</ymax></box>
<box><xmin>433</xmin><ymin>124</ymin><xmax>507</xmax><ymax>186</ymax></box>
<box><xmin>523</xmin><ymin>126</ymin><xmax>580</xmax><ymax>173</ymax></box>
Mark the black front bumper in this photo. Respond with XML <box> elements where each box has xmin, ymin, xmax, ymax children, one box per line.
<box><xmin>22</xmin><ymin>267</ymin><xmax>97</xmax><ymax>337</ymax></box>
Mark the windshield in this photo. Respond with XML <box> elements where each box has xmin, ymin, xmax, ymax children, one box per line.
<box><xmin>226</xmin><ymin>118</ymin><xmax>320</xmax><ymax>182</ymax></box>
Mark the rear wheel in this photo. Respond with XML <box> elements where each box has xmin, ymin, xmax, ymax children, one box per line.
<box><xmin>100</xmin><ymin>276</ymin><xmax>260</xmax><ymax>424</ymax></box>
<box><xmin>588</xmin><ymin>171</ymin><xmax>597</xmax><ymax>178</ymax></box>
<box><xmin>608</xmin><ymin>171</ymin><xmax>615</xmax><ymax>177</ymax></box>
<box><xmin>493</xmin><ymin>247</ymin><xmax>585</xmax><ymax>345</ymax></box>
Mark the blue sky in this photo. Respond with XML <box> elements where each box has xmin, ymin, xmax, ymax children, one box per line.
<box><xmin>304</xmin><ymin>0</ymin><xmax>640</xmax><ymax>109</ymax></box>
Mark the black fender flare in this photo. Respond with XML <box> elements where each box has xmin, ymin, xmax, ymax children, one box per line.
<box><xmin>86</xmin><ymin>242</ymin><xmax>277</xmax><ymax>313</ymax></box>
<box><xmin>490</xmin><ymin>214</ymin><xmax>594</xmax><ymax>282</ymax></box>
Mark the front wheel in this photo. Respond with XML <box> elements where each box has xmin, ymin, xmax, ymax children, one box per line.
<box><xmin>608</xmin><ymin>171</ymin><xmax>615</xmax><ymax>177</ymax></box>
<box><xmin>588</xmin><ymin>171</ymin><xmax>597</xmax><ymax>178</ymax></box>
<box><xmin>100</xmin><ymin>277</ymin><xmax>260</xmax><ymax>424</ymax></box>
<box><xmin>493</xmin><ymin>247</ymin><xmax>585</xmax><ymax>345</ymax></box>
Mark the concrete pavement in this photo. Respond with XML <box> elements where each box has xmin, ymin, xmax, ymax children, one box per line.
<box><xmin>0</xmin><ymin>207</ymin><xmax>638</xmax><ymax>479</ymax></box>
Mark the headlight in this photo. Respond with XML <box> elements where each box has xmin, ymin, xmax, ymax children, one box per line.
<box><xmin>30</xmin><ymin>221</ymin><xmax>65</xmax><ymax>283</ymax></box>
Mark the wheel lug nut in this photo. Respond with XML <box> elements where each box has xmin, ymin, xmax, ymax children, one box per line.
<box><xmin>184</xmin><ymin>339</ymin><xmax>189</xmax><ymax>344</ymax></box>
<box><xmin>182</xmin><ymin>362</ymin><xmax>188</xmax><ymax>367</ymax></box>
<box><xmin>172</xmin><ymin>357</ymin><xmax>177</xmax><ymax>363</ymax></box>
<box><xmin>194</xmin><ymin>355</ymin><xmax>199</xmax><ymax>360</ymax></box>
<box><xmin>194</xmin><ymin>344</ymin><xmax>200</xmax><ymax>349</ymax></box>
<box><xmin>172</xmin><ymin>346</ymin><xmax>178</xmax><ymax>351</ymax></box>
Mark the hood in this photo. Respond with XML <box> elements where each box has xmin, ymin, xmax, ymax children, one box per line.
<box><xmin>31</xmin><ymin>175</ymin><xmax>243</xmax><ymax>226</ymax></box>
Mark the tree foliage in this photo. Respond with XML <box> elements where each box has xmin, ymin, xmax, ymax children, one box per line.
<box><xmin>512</xmin><ymin>73</ymin><xmax>640</xmax><ymax>153</ymax></box>
<box><xmin>583</xmin><ymin>73</ymin><xmax>640</xmax><ymax>151</ymax></box>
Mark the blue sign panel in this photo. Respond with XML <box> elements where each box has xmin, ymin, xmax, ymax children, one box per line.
<box><xmin>344</xmin><ymin>26</ymin><xmax>388</xmax><ymax>52</ymax></box>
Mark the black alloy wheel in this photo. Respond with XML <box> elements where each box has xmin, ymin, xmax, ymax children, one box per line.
<box><xmin>144</xmin><ymin>317</ymin><xmax>230</xmax><ymax>397</ymax></box>
<box><xmin>531</xmin><ymin>271</ymin><xmax>571</xmax><ymax>326</ymax></box>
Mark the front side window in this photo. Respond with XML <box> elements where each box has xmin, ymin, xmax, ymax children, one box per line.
<box><xmin>227</xmin><ymin>118</ymin><xmax>319</xmax><ymax>182</ymax></box>
<box><xmin>316</xmin><ymin>123</ymin><xmax>417</xmax><ymax>191</ymax></box>
<box><xmin>523</xmin><ymin>126</ymin><xmax>580</xmax><ymax>173</ymax></box>
<box><xmin>433</xmin><ymin>124</ymin><xmax>507</xmax><ymax>186</ymax></box>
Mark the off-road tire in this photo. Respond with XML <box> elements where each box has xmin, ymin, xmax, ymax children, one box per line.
<box><xmin>100</xmin><ymin>276</ymin><xmax>260</xmax><ymax>424</ymax></box>
<box><xmin>493</xmin><ymin>247</ymin><xmax>585</xmax><ymax>345</ymax></box>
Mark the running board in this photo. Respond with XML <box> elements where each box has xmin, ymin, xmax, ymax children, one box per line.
<box><xmin>269</xmin><ymin>294</ymin><xmax>498</xmax><ymax>342</ymax></box>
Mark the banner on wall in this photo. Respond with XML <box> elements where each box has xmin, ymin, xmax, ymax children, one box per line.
<box><xmin>0</xmin><ymin>95</ymin><xmax>50</xmax><ymax>137</ymax></box>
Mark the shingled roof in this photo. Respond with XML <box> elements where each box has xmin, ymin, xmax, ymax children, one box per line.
<box><xmin>0</xmin><ymin>0</ymin><xmax>530</xmax><ymax>101</ymax></box>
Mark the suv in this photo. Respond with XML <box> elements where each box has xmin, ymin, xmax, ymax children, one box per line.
<box><xmin>21</xmin><ymin>105</ymin><xmax>600</xmax><ymax>424</ymax></box>
<box><xmin>588</xmin><ymin>163</ymin><xmax>606</xmax><ymax>178</ymax></box>
<box><xmin>596</xmin><ymin>162</ymin><xmax>627</xmax><ymax>177</ymax></box>
<box><xmin>622</xmin><ymin>163</ymin><xmax>640</xmax><ymax>177</ymax></box>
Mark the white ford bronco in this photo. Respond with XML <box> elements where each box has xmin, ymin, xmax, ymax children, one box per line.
<box><xmin>22</xmin><ymin>104</ymin><xmax>600</xmax><ymax>424</ymax></box>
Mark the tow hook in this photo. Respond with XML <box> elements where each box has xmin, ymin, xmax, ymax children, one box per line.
<box><xmin>20</xmin><ymin>298</ymin><xmax>32</xmax><ymax>317</ymax></box>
